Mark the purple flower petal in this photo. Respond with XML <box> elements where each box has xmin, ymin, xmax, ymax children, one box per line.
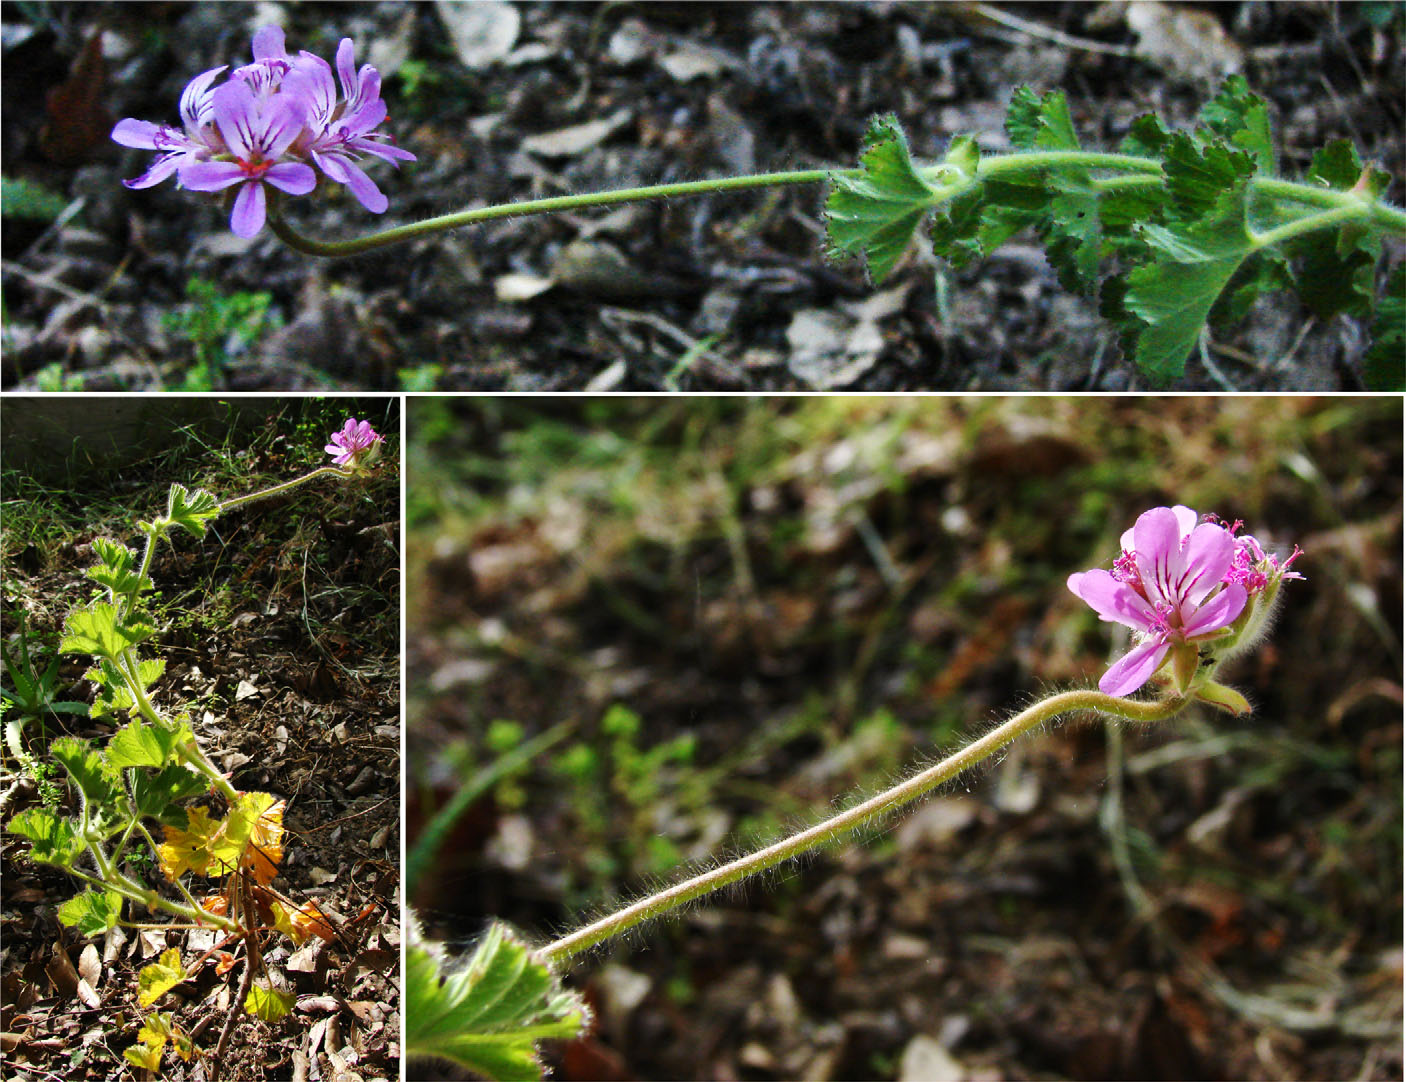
<box><xmin>211</xmin><ymin>80</ymin><xmax>261</xmax><ymax>161</ymax></box>
<box><xmin>1067</xmin><ymin>569</ymin><xmax>1156</xmax><ymax>630</ymax></box>
<box><xmin>123</xmin><ymin>153</ymin><xmax>183</xmax><ymax>189</ymax></box>
<box><xmin>1099</xmin><ymin>640</ymin><xmax>1169</xmax><ymax>696</ymax></box>
<box><xmin>1178</xmin><ymin>523</ymin><xmax>1237</xmax><ymax>604</ymax></box>
<box><xmin>1183</xmin><ymin>583</ymin><xmax>1246</xmax><ymax>637</ymax></box>
<box><xmin>314</xmin><ymin>151</ymin><xmax>387</xmax><ymax>212</ymax></box>
<box><xmin>264</xmin><ymin>161</ymin><xmax>317</xmax><ymax>195</ymax></box>
<box><xmin>251</xmin><ymin>26</ymin><xmax>287</xmax><ymax>61</ymax></box>
<box><xmin>229</xmin><ymin>181</ymin><xmax>267</xmax><ymax>237</ymax></box>
<box><xmin>179</xmin><ymin>66</ymin><xmax>227</xmax><ymax>130</ymax></box>
<box><xmin>179</xmin><ymin>160</ymin><xmax>248</xmax><ymax>191</ymax></box>
<box><xmin>112</xmin><ymin>118</ymin><xmax>163</xmax><ymax>149</ymax></box>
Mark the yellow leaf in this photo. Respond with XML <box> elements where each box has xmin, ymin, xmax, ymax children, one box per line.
<box><xmin>137</xmin><ymin>948</ymin><xmax>186</xmax><ymax>1007</ymax></box>
<box><xmin>157</xmin><ymin>792</ymin><xmax>280</xmax><ymax>882</ymax></box>
<box><xmin>245</xmin><ymin>982</ymin><xmax>295</xmax><ymax>1022</ymax></box>
<box><xmin>243</xmin><ymin>797</ymin><xmax>285</xmax><ymax>885</ymax></box>
<box><xmin>157</xmin><ymin>805</ymin><xmax>224</xmax><ymax>879</ymax></box>
<box><xmin>125</xmin><ymin>1011</ymin><xmax>185</xmax><ymax>1070</ymax></box>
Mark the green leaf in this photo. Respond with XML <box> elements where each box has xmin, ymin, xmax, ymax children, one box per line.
<box><xmin>1043</xmin><ymin>174</ymin><xmax>1103</xmax><ymax>292</ymax></box>
<box><xmin>60</xmin><ymin>602</ymin><xmax>154</xmax><ymax>662</ymax></box>
<box><xmin>826</xmin><ymin>113</ymin><xmax>943</xmax><ymax>282</ymax></box>
<box><xmin>166</xmin><ymin>484</ymin><xmax>221</xmax><ymax>538</ymax></box>
<box><xmin>7</xmin><ymin>807</ymin><xmax>85</xmax><ymax>866</ymax></box>
<box><xmin>1197</xmin><ymin>75</ymin><xmax>1275</xmax><ymax>174</ymax></box>
<box><xmin>1363</xmin><ymin>264</ymin><xmax>1404</xmax><ymax>391</ymax></box>
<box><xmin>405</xmin><ymin>919</ymin><xmax>590</xmax><ymax>1081</ymax></box>
<box><xmin>1006</xmin><ymin>87</ymin><xmax>1081</xmax><ymax>152</ymax></box>
<box><xmin>1119</xmin><ymin>113</ymin><xmax>1171</xmax><ymax>158</ymax></box>
<box><xmin>58</xmin><ymin>888</ymin><xmax>124</xmax><ymax>935</ymax></box>
<box><xmin>132</xmin><ymin>763</ymin><xmax>208</xmax><ymax>820</ymax></box>
<box><xmin>87</xmin><ymin>658</ymin><xmax>165</xmax><ymax>718</ymax></box>
<box><xmin>1308</xmin><ymin>139</ymin><xmax>1363</xmax><ymax>191</ymax></box>
<box><xmin>1123</xmin><ymin>186</ymin><xmax>1258</xmax><ymax>383</ymax></box>
<box><xmin>51</xmin><ymin>735</ymin><xmax>123</xmax><ymax>809</ymax></box>
<box><xmin>108</xmin><ymin>720</ymin><xmax>189</xmax><ymax>769</ymax></box>
<box><xmin>86</xmin><ymin>538</ymin><xmax>154</xmax><ymax>598</ymax></box>
<box><xmin>1161</xmin><ymin>131</ymin><xmax>1255</xmax><ymax>219</ymax></box>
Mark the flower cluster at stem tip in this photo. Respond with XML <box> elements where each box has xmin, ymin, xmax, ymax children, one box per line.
<box><xmin>1068</xmin><ymin>506</ymin><xmax>1302</xmax><ymax>712</ymax></box>
<box><xmin>111</xmin><ymin>26</ymin><xmax>415</xmax><ymax>238</ymax></box>
<box><xmin>325</xmin><ymin>417</ymin><xmax>383</xmax><ymax>472</ymax></box>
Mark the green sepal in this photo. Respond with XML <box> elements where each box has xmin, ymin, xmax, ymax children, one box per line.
<box><xmin>58</xmin><ymin>888</ymin><xmax>125</xmax><ymax>936</ymax></box>
<box><xmin>1363</xmin><ymin>264</ymin><xmax>1404</xmax><ymax>391</ymax></box>
<box><xmin>165</xmin><ymin>484</ymin><xmax>221</xmax><ymax>539</ymax></box>
<box><xmin>60</xmin><ymin>602</ymin><xmax>155</xmax><ymax>662</ymax></box>
<box><xmin>108</xmin><ymin>719</ymin><xmax>191</xmax><ymax>770</ymax></box>
<box><xmin>7</xmin><ymin>807</ymin><xmax>86</xmax><ymax>867</ymax></box>
<box><xmin>1195</xmin><ymin>681</ymin><xmax>1251</xmax><ymax>717</ymax></box>
<box><xmin>405</xmin><ymin>918</ymin><xmax>590</xmax><ymax>1080</ymax></box>
<box><xmin>826</xmin><ymin>113</ymin><xmax>944</xmax><ymax>282</ymax></box>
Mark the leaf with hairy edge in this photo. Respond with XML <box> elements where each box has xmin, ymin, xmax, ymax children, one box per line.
<box><xmin>1006</xmin><ymin>87</ymin><xmax>1080</xmax><ymax>152</ymax></box>
<box><xmin>165</xmin><ymin>484</ymin><xmax>221</xmax><ymax>538</ymax></box>
<box><xmin>8</xmin><ymin>807</ymin><xmax>85</xmax><ymax>867</ymax></box>
<box><xmin>1123</xmin><ymin>185</ymin><xmax>1258</xmax><ymax>383</ymax></box>
<box><xmin>1161</xmin><ymin>132</ymin><xmax>1255</xmax><ymax>219</ymax></box>
<box><xmin>58</xmin><ymin>888</ymin><xmax>124</xmax><ymax>935</ymax></box>
<box><xmin>1363</xmin><ymin>265</ymin><xmax>1404</xmax><ymax>391</ymax></box>
<box><xmin>86</xmin><ymin>539</ymin><xmax>152</xmax><ymax>598</ymax></box>
<box><xmin>87</xmin><ymin>658</ymin><xmax>165</xmax><ymax>718</ymax></box>
<box><xmin>132</xmin><ymin>764</ymin><xmax>208</xmax><ymax>820</ymax></box>
<box><xmin>406</xmin><ymin>918</ymin><xmax>590</xmax><ymax>1080</ymax></box>
<box><xmin>51</xmin><ymin>735</ymin><xmax>123</xmax><ymax>809</ymax></box>
<box><xmin>826</xmin><ymin>113</ymin><xmax>943</xmax><ymax>282</ymax></box>
<box><xmin>61</xmin><ymin>602</ymin><xmax>154</xmax><ymax>661</ymax></box>
<box><xmin>137</xmin><ymin>948</ymin><xmax>187</xmax><ymax>1007</ymax></box>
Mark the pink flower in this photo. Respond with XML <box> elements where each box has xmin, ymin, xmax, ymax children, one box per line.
<box><xmin>1068</xmin><ymin>506</ymin><xmax>1248</xmax><ymax>696</ymax></box>
<box><xmin>177</xmin><ymin>80</ymin><xmax>316</xmax><ymax>237</ymax></box>
<box><xmin>111</xmin><ymin>66</ymin><xmax>227</xmax><ymax>188</ymax></box>
<box><xmin>325</xmin><ymin>418</ymin><xmax>384</xmax><ymax>468</ymax></box>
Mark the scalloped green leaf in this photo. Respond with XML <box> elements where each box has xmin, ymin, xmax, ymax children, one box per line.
<box><xmin>1123</xmin><ymin>186</ymin><xmax>1258</xmax><ymax>383</ymax></box>
<box><xmin>7</xmin><ymin>807</ymin><xmax>85</xmax><ymax>866</ymax></box>
<box><xmin>61</xmin><ymin>602</ymin><xmax>154</xmax><ymax>662</ymax></box>
<box><xmin>826</xmin><ymin>113</ymin><xmax>943</xmax><ymax>282</ymax></box>
<box><xmin>132</xmin><ymin>763</ymin><xmax>208</xmax><ymax>820</ymax></box>
<box><xmin>108</xmin><ymin>719</ymin><xmax>190</xmax><ymax>769</ymax></box>
<box><xmin>58</xmin><ymin>888</ymin><xmax>124</xmax><ymax>936</ymax></box>
<box><xmin>406</xmin><ymin>919</ymin><xmax>590</xmax><ymax>1081</ymax></box>
<box><xmin>51</xmin><ymin>735</ymin><xmax>123</xmax><ymax>809</ymax></box>
<box><xmin>166</xmin><ymin>484</ymin><xmax>221</xmax><ymax>538</ymax></box>
<box><xmin>1161</xmin><ymin>131</ymin><xmax>1256</xmax><ymax>219</ymax></box>
<box><xmin>1006</xmin><ymin>87</ymin><xmax>1081</xmax><ymax>152</ymax></box>
<box><xmin>87</xmin><ymin>658</ymin><xmax>165</xmax><ymax>718</ymax></box>
<box><xmin>1197</xmin><ymin>75</ymin><xmax>1275</xmax><ymax>174</ymax></box>
<box><xmin>86</xmin><ymin>539</ymin><xmax>153</xmax><ymax>598</ymax></box>
<box><xmin>1363</xmin><ymin>264</ymin><xmax>1404</xmax><ymax>391</ymax></box>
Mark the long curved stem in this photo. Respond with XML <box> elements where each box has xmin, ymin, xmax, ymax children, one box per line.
<box><xmin>268</xmin><ymin>147</ymin><xmax>1406</xmax><ymax>259</ymax></box>
<box><xmin>539</xmin><ymin>689</ymin><xmax>1187</xmax><ymax>965</ymax></box>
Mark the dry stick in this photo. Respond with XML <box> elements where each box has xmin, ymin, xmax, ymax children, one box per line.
<box><xmin>540</xmin><ymin>688</ymin><xmax>1188</xmax><ymax>965</ymax></box>
<box><xmin>209</xmin><ymin>872</ymin><xmax>264</xmax><ymax>1081</ymax></box>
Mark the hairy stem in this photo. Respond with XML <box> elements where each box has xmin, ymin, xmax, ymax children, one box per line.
<box><xmin>539</xmin><ymin>689</ymin><xmax>1187</xmax><ymax>965</ymax></box>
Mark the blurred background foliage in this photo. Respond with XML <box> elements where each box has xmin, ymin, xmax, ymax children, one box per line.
<box><xmin>407</xmin><ymin>395</ymin><xmax>1400</xmax><ymax>1081</ymax></box>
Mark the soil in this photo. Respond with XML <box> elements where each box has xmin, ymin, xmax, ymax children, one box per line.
<box><xmin>3</xmin><ymin>2</ymin><xmax>1403</xmax><ymax>391</ymax></box>
<box><xmin>1</xmin><ymin>401</ymin><xmax>402</xmax><ymax>1082</ymax></box>
<box><xmin>405</xmin><ymin>396</ymin><xmax>1403</xmax><ymax>1082</ymax></box>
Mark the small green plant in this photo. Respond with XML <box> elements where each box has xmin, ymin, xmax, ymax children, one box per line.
<box><xmin>160</xmin><ymin>277</ymin><xmax>280</xmax><ymax>391</ymax></box>
<box><xmin>4</xmin><ymin>418</ymin><xmax>387</xmax><ymax>1077</ymax></box>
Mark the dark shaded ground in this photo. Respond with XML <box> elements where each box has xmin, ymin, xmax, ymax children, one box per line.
<box><xmin>2</xmin><ymin>2</ymin><xmax>1402</xmax><ymax>391</ymax></box>
<box><xmin>406</xmin><ymin>396</ymin><xmax>1402</xmax><ymax>1081</ymax></box>
<box><xmin>1</xmin><ymin>399</ymin><xmax>401</xmax><ymax>1080</ymax></box>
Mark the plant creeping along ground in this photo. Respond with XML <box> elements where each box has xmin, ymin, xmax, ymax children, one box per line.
<box><xmin>112</xmin><ymin>26</ymin><xmax>1405</xmax><ymax>389</ymax></box>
